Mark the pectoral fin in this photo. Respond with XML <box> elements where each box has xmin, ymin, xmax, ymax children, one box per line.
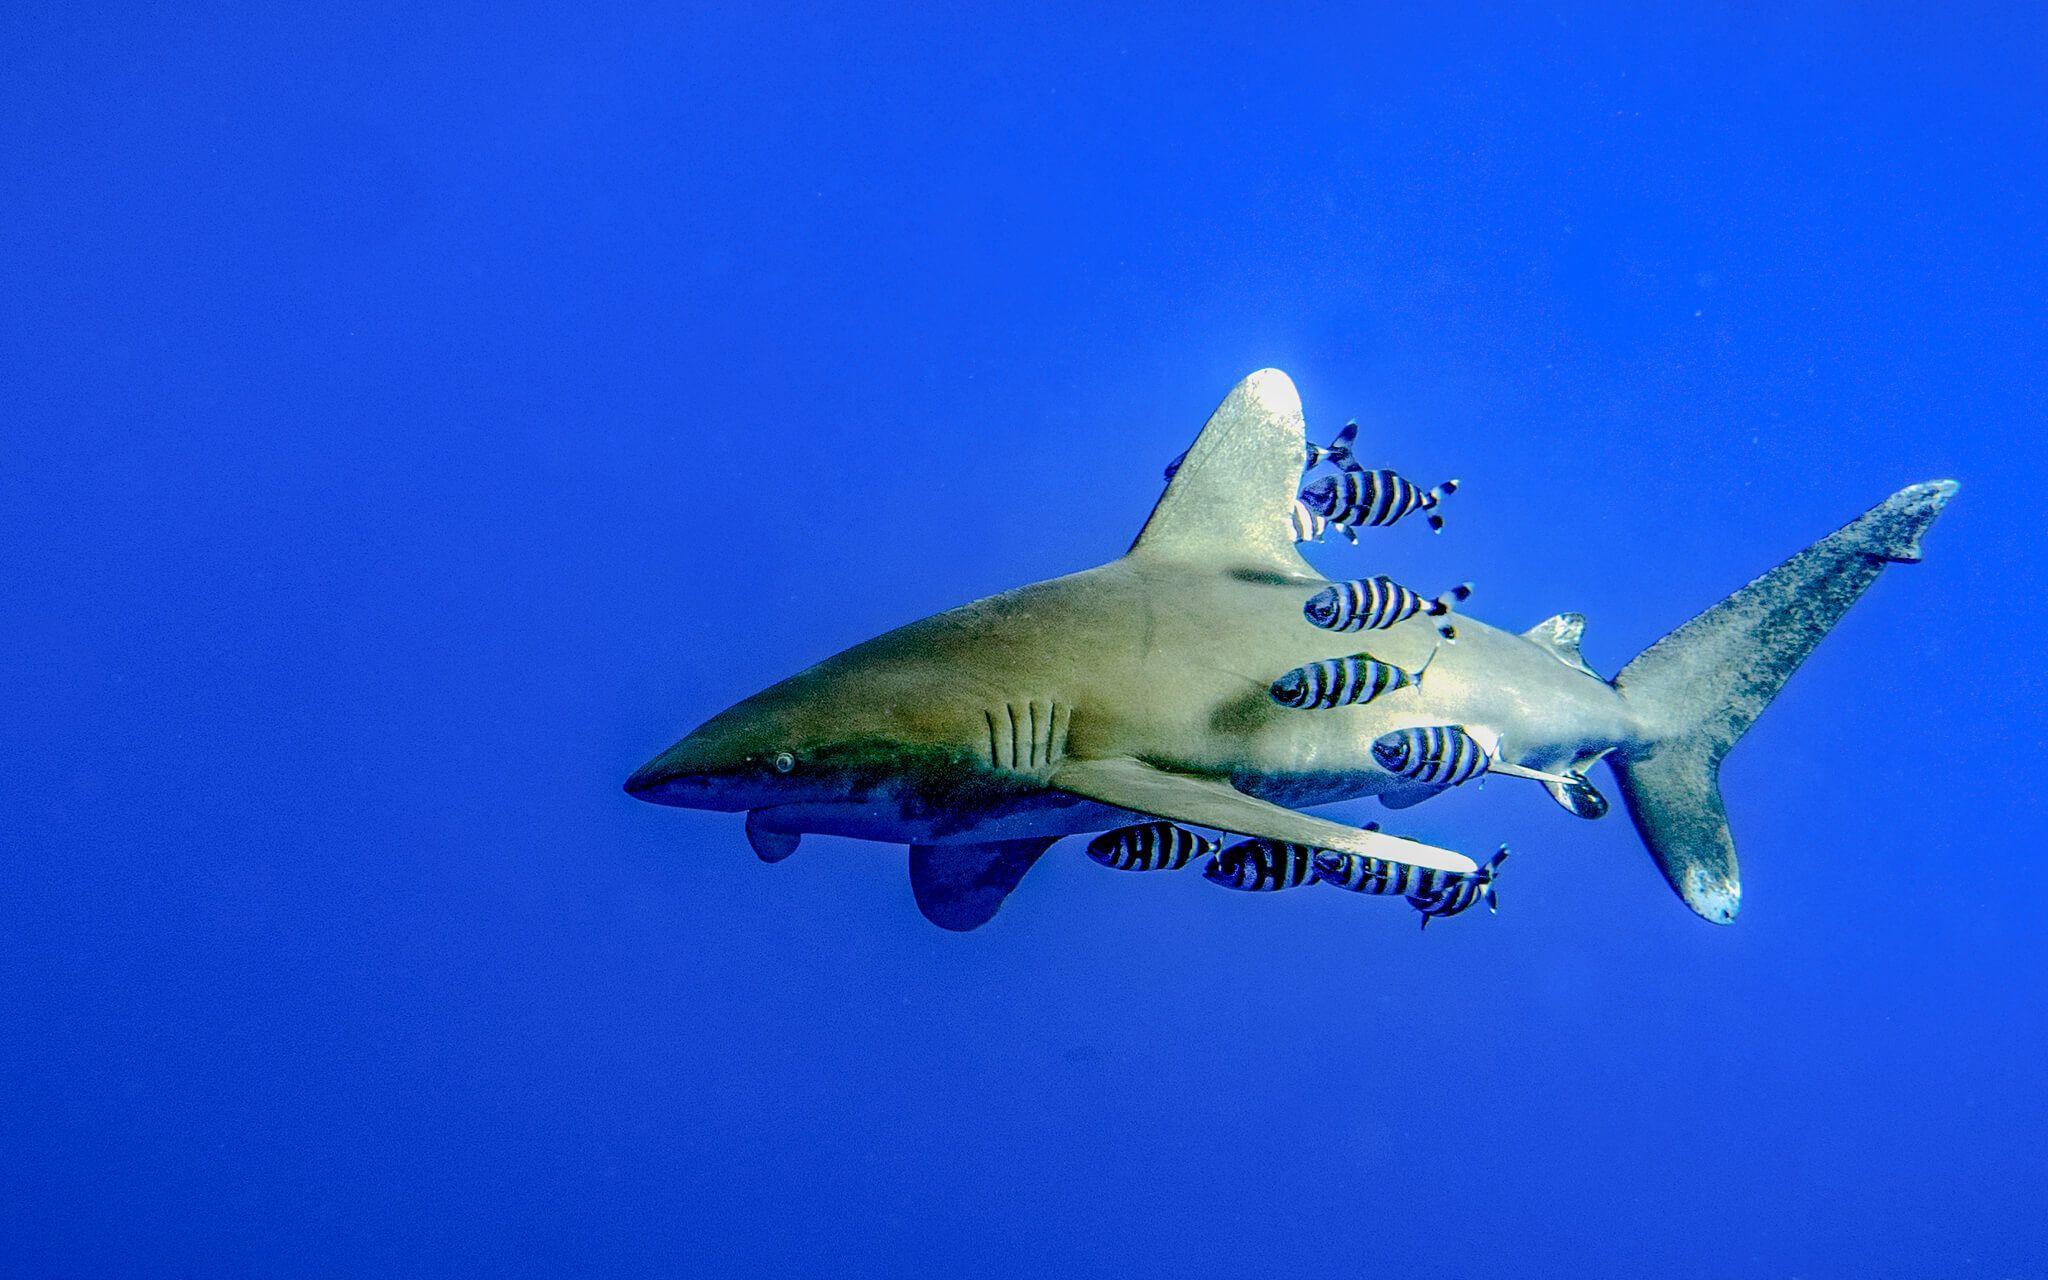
<box><xmin>1052</xmin><ymin>757</ymin><xmax>1477</xmax><ymax>876</ymax></box>
<box><xmin>908</xmin><ymin>837</ymin><xmax>1058</xmax><ymax>932</ymax></box>
<box><xmin>745</xmin><ymin>809</ymin><xmax>802</xmax><ymax>863</ymax></box>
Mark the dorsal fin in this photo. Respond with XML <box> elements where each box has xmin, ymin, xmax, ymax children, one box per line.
<box><xmin>1128</xmin><ymin>369</ymin><xmax>1316</xmax><ymax>574</ymax></box>
<box><xmin>1523</xmin><ymin>612</ymin><xmax>1600</xmax><ymax>678</ymax></box>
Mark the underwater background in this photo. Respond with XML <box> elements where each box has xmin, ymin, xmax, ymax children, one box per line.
<box><xmin>5</xmin><ymin>5</ymin><xmax>2043</xmax><ymax>1277</ymax></box>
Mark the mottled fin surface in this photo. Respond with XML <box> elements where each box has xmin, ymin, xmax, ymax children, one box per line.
<box><xmin>1052</xmin><ymin>756</ymin><xmax>1476</xmax><ymax>875</ymax></box>
<box><xmin>1127</xmin><ymin>369</ymin><xmax>1318</xmax><ymax>578</ymax></box>
<box><xmin>1523</xmin><ymin>612</ymin><xmax>1600</xmax><ymax>678</ymax></box>
<box><xmin>908</xmin><ymin>837</ymin><xmax>1059</xmax><ymax>932</ymax></box>
<box><xmin>1612</xmin><ymin>480</ymin><xmax>1958</xmax><ymax>924</ymax></box>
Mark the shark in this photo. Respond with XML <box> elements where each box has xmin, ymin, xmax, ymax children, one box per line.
<box><xmin>625</xmin><ymin>369</ymin><xmax>1956</xmax><ymax>931</ymax></box>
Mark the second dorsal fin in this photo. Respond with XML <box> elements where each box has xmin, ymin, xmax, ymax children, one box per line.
<box><xmin>1523</xmin><ymin>612</ymin><xmax>1600</xmax><ymax>678</ymax></box>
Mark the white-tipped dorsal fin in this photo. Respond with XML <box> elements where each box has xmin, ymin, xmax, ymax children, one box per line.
<box><xmin>1523</xmin><ymin>612</ymin><xmax>1600</xmax><ymax>678</ymax></box>
<box><xmin>1128</xmin><ymin>369</ymin><xmax>1316</xmax><ymax>576</ymax></box>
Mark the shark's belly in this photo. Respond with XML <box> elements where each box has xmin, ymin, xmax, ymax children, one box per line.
<box><xmin>759</xmin><ymin>790</ymin><xmax>1148</xmax><ymax>846</ymax></box>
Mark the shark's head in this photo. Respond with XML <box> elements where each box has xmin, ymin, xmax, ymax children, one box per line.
<box><xmin>623</xmin><ymin>695</ymin><xmax>823</xmax><ymax>812</ymax></box>
<box><xmin>623</xmin><ymin>653</ymin><xmax>981</xmax><ymax>819</ymax></box>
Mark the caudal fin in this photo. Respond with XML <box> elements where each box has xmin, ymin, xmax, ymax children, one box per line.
<box><xmin>1609</xmin><ymin>480</ymin><xmax>1958</xmax><ymax>924</ymax></box>
<box><xmin>1426</xmin><ymin>581</ymin><xmax>1473</xmax><ymax>641</ymax></box>
<box><xmin>1423</xmin><ymin>478</ymin><xmax>1460</xmax><ymax>533</ymax></box>
<box><xmin>1327</xmin><ymin>420</ymin><xmax>1361</xmax><ymax>470</ymax></box>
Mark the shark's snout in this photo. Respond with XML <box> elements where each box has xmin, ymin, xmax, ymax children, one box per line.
<box><xmin>624</xmin><ymin>746</ymin><xmax>735</xmax><ymax>809</ymax></box>
<box><xmin>624</xmin><ymin>719</ymin><xmax>767</xmax><ymax>810</ymax></box>
<box><xmin>624</xmin><ymin>755</ymin><xmax>689</xmax><ymax>798</ymax></box>
<box><xmin>622</xmin><ymin>761</ymin><xmax>666</xmax><ymax>797</ymax></box>
<box><xmin>626</xmin><ymin>673</ymin><xmax>895</xmax><ymax>813</ymax></box>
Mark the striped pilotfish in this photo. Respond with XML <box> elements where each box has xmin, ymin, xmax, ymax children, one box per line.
<box><xmin>1085</xmin><ymin>820</ymin><xmax>1218</xmax><ymax>871</ymax></box>
<box><xmin>1269</xmin><ymin>646</ymin><xmax>1436</xmax><ymax>710</ymax></box>
<box><xmin>1303</xmin><ymin>576</ymin><xmax>1472</xmax><ymax>640</ymax></box>
<box><xmin>1314</xmin><ymin>843</ymin><xmax>1508</xmax><ymax>927</ymax></box>
<box><xmin>1202</xmin><ymin>838</ymin><xmax>1320</xmax><ymax>891</ymax></box>
<box><xmin>1312</xmin><ymin>833</ymin><xmax>1461</xmax><ymax>899</ymax></box>
<box><xmin>1409</xmin><ymin>846</ymin><xmax>1509</xmax><ymax>928</ymax></box>
<box><xmin>1299</xmin><ymin>467</ymin><xmax>1458</xmax><ymax>533</ymax></box>
<box><xmin>1371</xmin><ymin>724</ymin><xmax>1492</xmax><ymax>787</ymax></box>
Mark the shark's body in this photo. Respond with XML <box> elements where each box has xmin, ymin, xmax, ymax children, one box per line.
<box><xmin>710</xmin><ymin>558</ymin><xmax>1639</xmax><ymax>845</ymax></box>
<box><xmin>627</xmin><ymin>371</ymin><xmax>1954</xmax><ymax>931</ymax></box>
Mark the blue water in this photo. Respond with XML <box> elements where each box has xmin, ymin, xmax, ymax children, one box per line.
<box><xmin>6</xmin><ymin>7</ymin><xmax>2043</xmax><ymax>1277</ymax></box>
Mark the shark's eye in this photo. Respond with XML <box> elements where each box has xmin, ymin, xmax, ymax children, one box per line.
<box><xmin>771</xmin><ymin>751</ymin><xmax>797</xmax><ymax>774</ymax></box>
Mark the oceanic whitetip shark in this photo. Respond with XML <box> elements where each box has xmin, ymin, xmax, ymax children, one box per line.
<box><xmin>626</xmin><ymin>370</ymin><xmax>1956</xmax><ymax>931</ymax></box>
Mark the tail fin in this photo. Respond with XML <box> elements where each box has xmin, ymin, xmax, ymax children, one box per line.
<box><xmin>1428</xmin><ymin>581</ymin><xmax>1473</xmax><ymax>641</ymax></box>
<box><xmin>1609</xmin><ymin>481</ymin><xmax>1958</xmax><ymax>923</ymax></box>
<box><xmin>1424</xmin><ymin>478</ymin><xmax>1460</xmax><ymax>533</ymax></box>
<box><xmin>1328</xmin><ymin>420</ymin><xmax>1361</xmax><ymax>470</ymax></box>
<box><xmin>1478</xmin><ymin>845</ymin><xmax>1508</xmax><ymax>914</ymax></box>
